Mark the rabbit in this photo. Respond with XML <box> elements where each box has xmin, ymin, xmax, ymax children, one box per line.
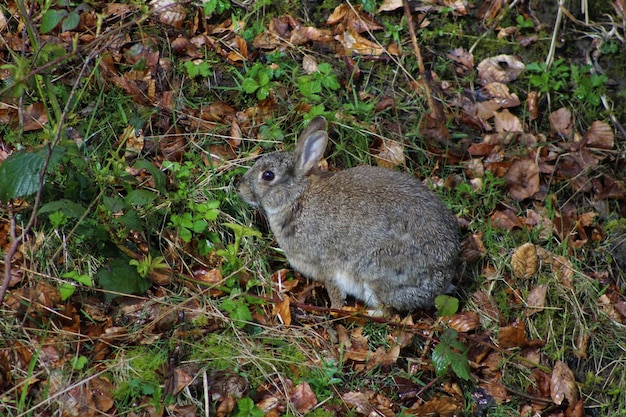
<box><xmin>237</xmin><ymin>116</ymin><xmax>460</xmax><ymax>312</ymax></box>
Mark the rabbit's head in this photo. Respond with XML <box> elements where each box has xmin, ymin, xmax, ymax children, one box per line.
<box><xmin>237</xmin><ymin>117</ymin><xmax>329</xmax><ymax>215</ymax></box>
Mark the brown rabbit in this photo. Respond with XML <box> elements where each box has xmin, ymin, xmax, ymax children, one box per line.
<box><xmin>237</xmin><ymin>117</ymin><xmax>460</xmax><ymax>311</ymax></box>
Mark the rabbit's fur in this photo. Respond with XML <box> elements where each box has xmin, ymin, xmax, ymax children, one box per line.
<box><xmin>237</xmin><ymin>117</ymin><xmax>460</xmax><ymax>312</ymax></box>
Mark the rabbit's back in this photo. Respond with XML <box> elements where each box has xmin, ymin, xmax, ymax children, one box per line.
<box><xmin>272</xmin><ymin>165</ymin><xmax>459</xmax><ymax>311</ymax></box>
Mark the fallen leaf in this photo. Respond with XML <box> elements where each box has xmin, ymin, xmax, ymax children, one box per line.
<box><xmin>499</xmin><ymin>319</ymin><xmax>528</xmax><ymax>349</ymax></box>
<box><xmin>490</xmin><ymin>209</ymin><xmax>523</xmax><ymax>230</ymax></box>
<box><xmin>551</xmin><ymin>361</ymin><xmax>578</xmax><ymax>406</ymax></box>
<box><xmin>272</xmin><ymin>296</ymin><xmax>291</xmax><ymax>326</ymax></box>
<box><xmin>446</xmin><ymin>47</ymin><xmax>474</xmax><ymax>69</ymax></box>
<box><xmin>290</xmin><ymin>381</ymin><xmax>317</xmax><ymax>414</ymax></box>
<box><xmin>505</xmin><ymin>158</ymin><xmax>540</xmax><ymax>201</ymax></box>
<box><xmin>493</xmin><ymin>109</ymin><xmax>523</xmax><ymax>133</ymax></box>
<box><xmin>477</xmin><ymin>55</ymin><xmax>525</xmax><ymax>85</ymax></box>
<box><xmin>445</xmin><ymin>311</ymin><xmax>480</xmax><ymax>332</ymax></box>
<box><xmin>372</xmin><ymin>137</ymin><xmax>405</xmax><ymax>168</ymax></box>
<box><xmin>511</xmin><ymin>242</ymin><xmax>538</xmax><ymax>279</ymax></box>
<box><xmin>584</xmin><ymin>120</ymin><xmax>614</xmax><ymax>149</ymax></box>
<box><xmin>525</xmin><ymin>284</ymin><xmax>548</xmax><ymax>316</ymax></box>
<box><xmin>549</xmin><ymin>107</ymin><xmax>574</xmax><ymax>137</ymax></box>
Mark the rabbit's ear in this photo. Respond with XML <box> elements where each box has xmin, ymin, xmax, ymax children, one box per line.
<box><xmin>298</xmin><ymin>116</ymin><xmax>327</xmax><ymax>141</ymax></box>
<box><xmin>297</xmin><ymin>131</ymin><xmax>328</xmax><ymax>175</ymax></box>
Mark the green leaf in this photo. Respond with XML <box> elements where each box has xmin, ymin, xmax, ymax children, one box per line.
<box><xmin>59</xmin><ymin>283</ymin><xmax>76</xmax><ymax>301</ymax></box>
<box><xmin>450</xmin><ymin>353</ymin><xmax>474</xmax><ymax>381</ymax></box>
<box><xmin>221</xmin><ymin>298</ymin><xmax>252</xmax><ymax>327</ymax></box>
<box><xmin>257</xmin><ymin>70</ymin><xmax>270</xmax><ymax>87</ymax></box>
<box><xmin>71</xmin><ymin>355</ymin><xmax>89</xmax><ymax>370</ymax></box>
<box><xmin>241</xmin><ymin>78</ymin><xmax>259</xmax><ymax>93</ymax></box>
<box><xmin>256</xmin><ymin>87</ymin><xmax>269</xmax><ymax>100</ymax></box>
<box><xmin>223</xmin><ymin>223</ymin><xmax>262</xmax><ymax>239</ymax></box>
<box><xmin>0</xmin><ymin>147</ymin><xmax>64</xmax><ymax>202</ymax></box>
<box><xmin>431</xmin><ymin>342</ymin><xmax>452</xmax><ymax>377</ymax></box>
<box><xmin>103</xmin><ymin>195</ymin><xmax>128</xmax><ymax>212</ymax></box>
<box><xmin>124</xmin><ymin>189</ymin><xmax>158</xmax><ymax>206</ymax></box>
<box><xmin>41</xmin><ymin>9</ymin><xmax>68</xmax><ymax>34</ymax></box>
<box><xmin>96</xmin><ymin>258</ymin><xmax>151</xmax><ymax>300</ymax></box>
<box><xmin>38</xmin><ymin>199</ymin><xmax>86</xmax><ymax>218</ymax></box>
<box><xmin>435</xmin><ymin>294</ymin><xmax>459</xmax><ymax>317</ymax></box>
<box><xmin>61</xmin><ymin>11</ymin><xmax>80</xmax><ymax>32</ymax></box>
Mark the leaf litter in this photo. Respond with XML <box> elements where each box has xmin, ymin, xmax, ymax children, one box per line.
<box><xmin>1</xmin><ymin>0</ymin><xmax>625</xmax><ymax>416</ymax></box>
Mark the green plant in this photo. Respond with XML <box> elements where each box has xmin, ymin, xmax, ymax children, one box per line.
<box><xmin>59</xmin><ymin>271</ymin><xmax>93</xmax><ymax>301</ymax></box>
<box><xmin>184</xmin><ymin>60</ymin><xmax>212</xmax><ymax>78</ymax></box>
<box><xmin>204</xmin><ymin>0</ymin><xmax>231</xmax><ymax>16</ymax></box>
<box><xmin>129</xmin><ymin>253</ymin><xmax>169</xmax><ymax>279</ymax></box>
<box><xmin>240</xmin><ymin>62</ymin><xmax>283</xmax><ymax>100</ymax></box>
<box><xmin>297</xmin><ymin>63</ymin><xmax>341</xmax><ymax>102</ymax></box>
<box><xmin>306</xmin><ymin>358</ymin><xmax>343</xmax><ymax>399</ymax></box>
<box><xmin>526</xmin><ymin>60</ymin><xmax>607</xmax><ymax>106</ymax></box>
<box><xmin>233</xmin><ymin>397</ymin><xmax>264</xmax><ymax>417</ymax></box>
<box><xmin>431</xmin><ymin>329</ymin><xmax>474</xmax><ymax>382</ymax></box>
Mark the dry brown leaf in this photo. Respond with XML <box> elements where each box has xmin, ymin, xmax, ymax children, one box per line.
<box><xmin>409</xmin><ymin>394</ymin><xmax>462</xmax><ymax>416</ymax></box>
<box><xmin>378</xmin><ymin>0</ymin><xmax>402</xmax><ymax>12</ymax></box>
<box><xmin>290</xmin><ymin>381</ymin><xmax>317</xmax><ymax>414</ymax></box>
<box><xmin>493</xmin><ymin>109</ymin><xmax>523</xmax><ymax>133</ymax></box>
<box><xmin>551</xmin><ymin>361</ymin><xmax>578</xmax><ymax>406</ymax></box>
<box><xmin>477</xmin><ymin>0</ymin><xmax>505</xmax><ymax>21</ymax></box>
<box><xmin>482</xmin><ymin>82</ymin><xmax>521</xmax><ymax>109</ymax></box>
<box><xmin>445</xmin><ymin>311</ymin><xmax>480</xmax><ymax>332</ymax></box>
<box><xmin>490</xmin><ymin>209</ymin><xmax>523</xmax><ymax>230</ymax></box>
<box><xmin>272</xmin><ymin>296</ymin><xmax>291</xmax><ymax>326</ymax></box>
<box><xmin>551</xmin><ymin>255</ymin><xmax>574</xmax><ymax>288</ymax></box>
<box><xmin>461</xmin><ymin>233</ymin><xmax>486</xmax><ymax>263</ymax></box>
<box><xmin>22</xmin><ymin>102</ymin><xmax>49</xmax><ymax>131</ymax></box>
<box><xmin>511</xmin><ymin>242</ymin><xmax>538</xmax><ymax>279</ymax></box>
<box><xmin>549</xmin><ymin>107</ymin><xmax>574</xmax><ymax>137</ymax></box>
<box><xmin>505</xmin><ymin>158</ymin><xmax>540</xmax><ymax>201</ymax></box>
<box><xmin>525</xmin><ymin>284</ymin><xmax>548</xmax><ymax>316</ymax></box>
<box><xmin>584</xmin><ymin>120</ymin><xmax>614</xmax><ymax>149</ymax></box>
<box><xmin>151</xmin><ymin>0</ymin><xmax>185</xmax><ymax>27</ymax></box>
<box><xmin>302</xmin><ymin>54</ymin><xmax>318</xmax><ymax>74</ymax></box>
<box><xmin>342</xmin><ymin>391</ymin><xmax>376</xmax><ymax>415</ymax></box>
<box><xmin>472</xmin><ymin>291</ymin><xmax>502</xmax><ymax>324</ymax></box>
<box><xmin>336</xmin><ymin>29</ymin><xmax>386</xmax><ymax>56</ymax></box>
<box><xmin>372</xmin><ymin>138</ymin><xmax>405</xmax><ymax>168</ymax></box>
<box><xmin>498</xmin><ymin>319</ymin><xmax>528</xmax><ymax>349</ymax></box>
<box><xmin>477</xmin><ymin>55</ymin><xmax>525</xmax><ymax>85</ymax></box>
<box><xmin>446</xmin><ymin>47</ymin><xmax>474</xmax><ymax>69</ymax></box>
<box><xmin>479</xmin><ymin>381</ymin><xmax>511</xmax><ymax>405</ymax></box>
<box><xmin>526</xmin><ymin>91</ymin><xmax>540</xmax><ymax>121</ymax></box>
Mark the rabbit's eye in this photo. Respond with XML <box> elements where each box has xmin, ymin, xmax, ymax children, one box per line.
<box><xmin>261</xmin><ymin>171</ymin><xmax>275</xmax><ymax>181</ymax></box>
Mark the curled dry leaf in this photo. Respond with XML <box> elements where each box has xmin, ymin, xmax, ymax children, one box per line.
<box><xmin>505</xmin><ymin>158</ymin><xmax>540</xmax><ymax>201</ymax></box>
<box><xmin>302</xmin><ymin>54</ymin><xmax>318</xmax><ymax>74</ymax></box>
<box><xmin>477</xmin><ymin>55</ymin><xmax>525</xmax><ymax>85</ymax></box>
<box><xmin>526</xmin><ymin>91</ymin><xmax>540</xmax><ymax>121</ymax></box>
<box><xmin>378</xmin><ymin>0</ymin><xmax>402</xmax><ymax>12</ymax></box>
<box><xmin>549</xmin><ymin>107</ymin><xmax>573</xmax><ymax>137</ymax></box>
<box><xmin>511</xmin><ymin>242</ymin><xmax>538</xmax><ymax>279</ymax></box>
<box><xmin>524</xmin><ymin>284</ymin><xmax>548</xmax><ymax>316</ymax></box>
<box><xmin>551</xmin><ymin>361</ymin><xmax>578</xmax><ymax>406</ymax></box>
<box><xmin>372</xmin><ymin>137</ymin><xmax>405</xmax><ymax>168</ymax></box>
<box><xmin>336</xmin><ymin>29</ymin><xmax>386</xmax><ymax>56</ymax></box>
<box><xmin>272</xmin><ymin>296</ymin><xmax>291</xmax><ymax>326</ymax></box>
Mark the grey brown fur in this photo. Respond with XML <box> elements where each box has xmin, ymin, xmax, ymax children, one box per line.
<box><xmin>237</xmin><ymin>117</ymin><xmax>460</xmax><ymax>311</ymax></box>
